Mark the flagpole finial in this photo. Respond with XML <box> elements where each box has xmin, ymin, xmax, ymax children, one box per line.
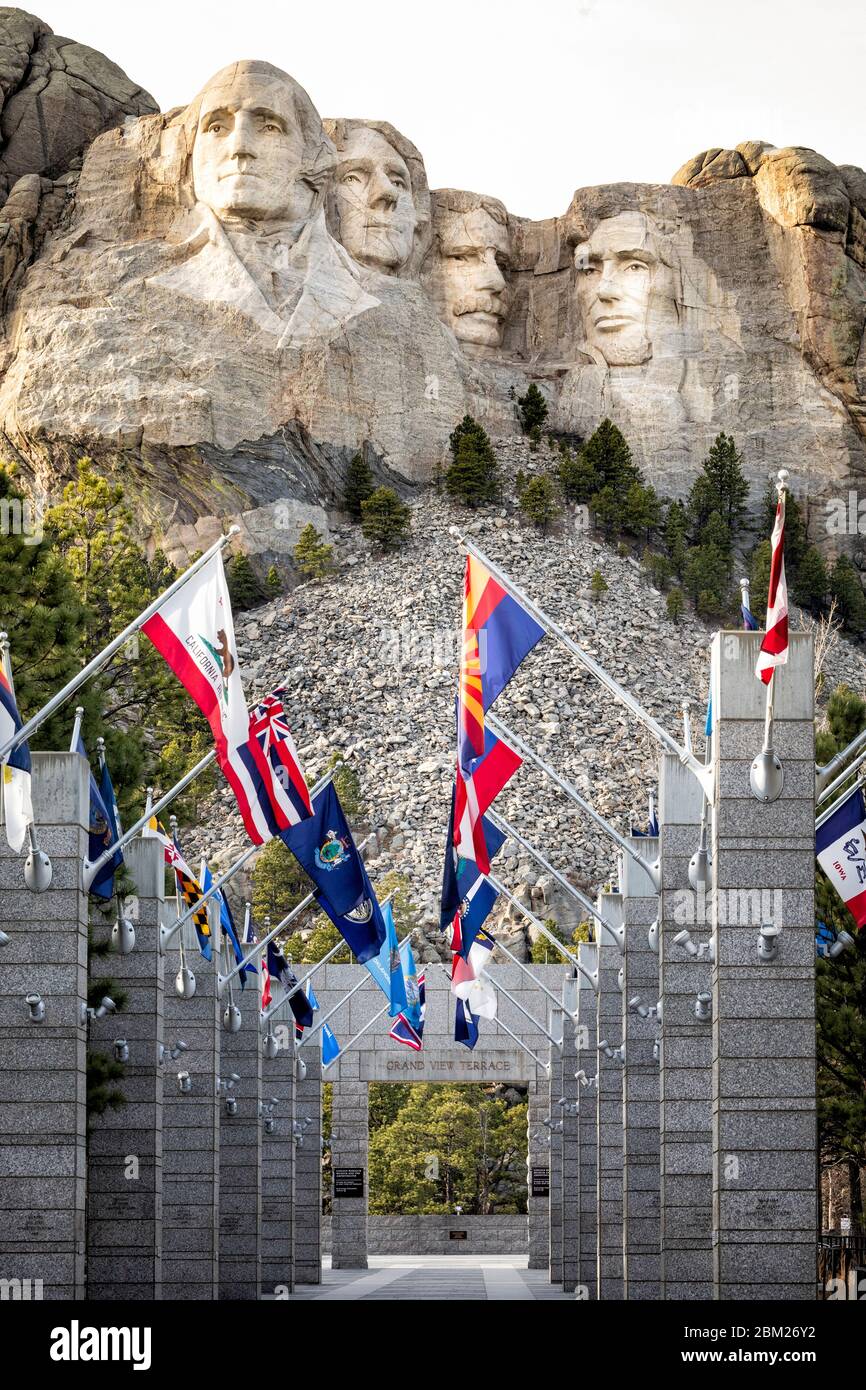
<box><xmin>169</xmin><ymin>814</ymin><xmax>178</xmax><ymax>833</ymax></box>
<box><xmin>740</xmin><ymin>577</ymin><xmax>750</xmax><ymax>594</ymax></box>
<box><xmin>777</xmin><ymin>469</ymin><xmax>789</xmax><ymax>494</ymax></box>
<box><xmin>227</xmin><ymin>524</ymin><xmax>242</xmax><ymax>538</ymax></box>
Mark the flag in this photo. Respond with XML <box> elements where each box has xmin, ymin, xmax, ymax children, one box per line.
<box><xmin>742</xmin><ymin>599</ymin><xmax>758</xmax><ymax>631</ymax></box>
<box><xmin>363</xmin><ymin>901</ymin><xmax>408</xmax><ymax>1016</ymax></box>
<box><xmin>705</xmin><ymin>695</ymin><xmax>713</xmax><ymax>739</ymax></box>
<box><xmin>390</xmin><ymin>942</ymin><xmax>425</xmax><ymax>1050</ymax></box>
<box><xmin>283</xmin><ymin>782</ymin><xmax>386</xmax><ymax>963</ymax></box>
<box><xmin>441</xmin><ymin>790</ymin><xmax>507</xmax><ymax>930</ymax></box>
<box><xmin>172</xmin><ymin>834</ymin><xmax>212</xmax><ymax>960</ymax></box>
<box><xmin>307</xmin><ymin>980</ymin><xmax>320</xmax><ymax>1012</ymax></box>
<box><xmin>0</xmin><ymin>664</ymin><xmax>32</xmax><ymax>853</ymax></box>
<box><xmin>322</xmin><ymin>1022</ymin><xmax>340</xmax><ymax>1065</ymax></box>
<box><xmin>453</xmin><ymin>875</ymin><xmax>499</xmax><ymax>958</ymax></box>
<box><xmin>816</xmin><ymin>786</ymin><xmax>866</xmax><ymax>929</ymax></box>
<box><xmin>141</xmin><ymin>550</ymin><xmax>276</xmax><ymax>846</ymax></box>
<box><xmin>756</xmin><ymin>491</ymin><xmax>789</xmax><ymax>684</ymax></box>
<box><xmin>246</xmin><ymin>687</ymin><xmax>313</xmax><ymax>828</ymax></box>
<box><xmin>202</xmin><ymin>862</ymin><xmax>254</xmax><ymax>989</ymax></box>
<box><xmin>453</xmin><ymin>728</ymin><xmax>521</xmax><ymax>874</ymax></box>
<box><xmin>77</xmin><ymin>737</ymin><xmax>123</xmax><ymax>899</ymax></box>
<box><xmin>454</xmin><ymin>995</ymin><xmax>479</xmax><ymax>1049</ymax></box>
<box><xmin>455</xmin><ymin>554</ymin><xmax>543</xmax><ymax>871</ymax></box>
<box><xmin>267</xmin><ymin>940</ymin><xmax>315</xmax><ymax>1029</ymax></box>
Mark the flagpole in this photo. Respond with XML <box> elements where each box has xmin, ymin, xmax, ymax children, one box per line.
<box><xmin>816</xmin><ymin>727</ymin><xmax>866</xmax><ymax>801</ymax></box>
<box><xmin>0</xmin><ymin>527</ymin><xmax>241</xmax><ymax>764</ymax></box>
<box><xmin>69</xmin><ymin>705</ymin><xmax>85</xmax><ymax>752</ymax></box>
<box><xmin>815</xmin><ymin>774</ymin><xmax>866</xmax><ymax>832</ymax></box>
<box><xmin>816</xmin><ymin>747</ymin><xmax>866</xmax><ymax>809</ymax></box>
<box><xmin>450</xmin><ymin>530</ymin><xmax>714</xmax><ymax>801</ymax></box>
<box><xmin>484</xmin><ymin>975</ymin><xmax>560</xmax><ymax>1047</ymax></box>
<box><xmin>211</xmin><ymin>830</ymin><xmax>374</xmax><ymax>985</ymax></box>
<box><xmin>487</xmin><ymin>712</ymin><xmax>661</xmax><ymax>891</ymax></box>
<box><xmin>486</xmin><ymin>808</ymin><xmax>624</xmax><ymax>952</ymax></box>
<box><xmin>322</xmin><ymin>1001</ymin><xmax>390</xmax><ymax>1072</ymax></box>
<box><xmin>486</xmin><ymin>872</ymin><xmax>598</xmax><ymax>992</ymax></box>
<box><xmin>750</xmin><ymin>470</ymin><xmax>788</xmax><ymax>804</ymax></box>
<box><xmin>261</xmin><ymin>889</ymin><xmax>396</xmax><ymax>1027</ymax></box>
<box><xmin>85</xmin><ymin>748</ymin><xmax>216</xmax><ymax>890</ymax></box>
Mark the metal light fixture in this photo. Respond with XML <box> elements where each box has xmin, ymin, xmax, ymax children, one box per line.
<box><xmin>647</xmin><ymin>919</ymin><xmax>659</xmax><ymax>954</ymax></box>
<box><xmin>694</xmin><ymin>992</ymin><xmax>712</xmax><ymax>1022</ymax></box>
<box><xmin>598</xmin><ymin>1039</ymin><xmax>625</xmax><ymax>1065</ymax></box>
<box><xmin>673</xmin><ymin>928</ymin><xmax>715</xmax><ymax>963</ymax></box>
<box><xmin>25</xmin><ymin>992</ymin><xmax>45</xmax><ymax>1023</ymax></box>
<box><xmin>111</xmin><ymin>916</ymin><xmax>136</xmax><ymax>955</ymax></box>
<box><xmin>159</xmin><ymin>1039</ymin><xmax>188</xmax><ymax>1064</ymax></box>
<box><xmin>825</xmin><ymin>930</ymin><xmax>855</xmax><ymax>960</ymax></box>
<box><xmin>262</xmin><ymin>1030</ymin><xmax>280</xmax><ymax>1059</ymax></box>
<box><xmin>0</xmin><ymin>929</ymin><xmax>10</xmax><ymax>947</ymax></box>
<box><xmin>295</xmin><ymin>1056</ymin><xmax>307</xmax><ymax>1082</ymax></box>
<box><xmin>113</xmin><ymin>1039</ymin><xmax>129</xmax><ymax>1063</ymax></box>
<box><xmin>757</xmin><ymin>923</ymin><xmax>781</xmax><ymax>962</ymax></box>
<box><xmin>23</xmin><ymin>842</ymin><xmax>53</xmax><ymax>893</ymax></box>
<box><xmin>177</xmin><ymin>1071</ymin><xmax>192</xmax><ymax>1094</ymax></box>
<box><xmin>81</xmin><ymin>996</ymin><xmax>116</xmax><ymax>1024</ymax></box>
<box><xmin>175</xmin><ymin>965</ymin><xmax>196</xmax><ymax>999</ymax></box>
<box><xmin>222</xmin><ymin>1003</ymin><xmax>242</xmax><ymax>1033</ymax></box>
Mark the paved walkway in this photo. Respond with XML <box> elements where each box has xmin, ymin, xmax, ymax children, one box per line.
<box><xmin>288</xmin><ymin>1255</ymin><xmax>572</xmax><ymax>1300</ymax></box>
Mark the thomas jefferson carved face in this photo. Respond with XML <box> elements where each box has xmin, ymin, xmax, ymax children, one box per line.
<box><xmin>574</xmin><ymin>212</ymin><xmax>659</xmax><ymax>366</ymax></box>
<box><xmin>436</xmin><ymin>205</ymin><xmax>510</xmax><ymax>347</ymax></box>
<box><xmin>191</xmin><ymin>69</ymin><xmax>314</xmax><ymax>224</ymax></box>
<box><xmin>331</xmin><ymin>127</ymin><xmax>417</xmax><ymax>273</ymax></box>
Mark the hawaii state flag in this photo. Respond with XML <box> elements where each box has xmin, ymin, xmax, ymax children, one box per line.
<box><xmin>816</xmin><ymin>786</ymin><xmax>866</xmax><ymax>929</ymax></box>
<box><xmin>244</xmin><ymin>687</ymin><xmax>313</xmax><ymax>830</ymax></box>
<box><xmin>456</xmin><ymin>554</ymin><xmax>543</xmax><ymax>869</ymax></box>
<box><xmin>0</xmin><ymin>664</ymin><xmax>32</xmax><ymax>852</ymax></box>
<box><xmin>756</xmin><ymin>489</ymin><xmax>789</xmax><ymax>684</ymax></box>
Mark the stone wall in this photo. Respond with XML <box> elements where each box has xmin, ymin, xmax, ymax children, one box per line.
<box><xmin>322</xmin><ymin>1215</ymin><xmax>528</xmax><ymax>1256</ymax></box>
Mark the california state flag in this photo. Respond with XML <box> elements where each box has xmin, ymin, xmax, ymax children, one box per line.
<box><xmin>142</xmin><ymin>552</ymin><xmax>272</xmax><ymax>843</ymax></box>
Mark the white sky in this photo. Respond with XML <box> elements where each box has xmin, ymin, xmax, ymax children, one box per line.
<box><xmin>32</xmin><ymin>0</ymin><xmax>865</xmax><ymax>220</ymax></box>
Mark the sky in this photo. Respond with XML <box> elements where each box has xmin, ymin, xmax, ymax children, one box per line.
<box><xmin>32</xmin><ymin>0</ymin><xmax>865</xmax><ymax>221</ymax></box>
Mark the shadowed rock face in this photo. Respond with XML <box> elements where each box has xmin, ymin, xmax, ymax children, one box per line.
<box><xmin>0</xmin><ymin>12</ymin><xmax>863</xmax><ymax>567</ymax></box>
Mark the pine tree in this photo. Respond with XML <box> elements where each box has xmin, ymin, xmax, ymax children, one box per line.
<box><xmin>360</xmin><ymin>487</ymin><xmax>411</xmax><ymax>552</ymax></box>
<box><xmin>591</xmin><ymin>484</ymin><xmax>624</xmax><ymax>539</ymax></box>
<box><xmin>687</xmin><ymin>432</ymin><xmax>749</xmax><ymax>540</ymax></box>
<box><xmin>293</xmin><ymin>523</ymin><xmax>335</xmax><ymax>579</ymax></box>
<box><xmin>664</xmin><ymin>499</ymin><xmax>689</xmax><ymax>578</ymax></box>
<box><xmin>623</xmin><ymin>481</ymin><xmax>661</xmax><ymax>542</ymax></box>
<box><xmin>582</xmin><ymin>419</ymin><xmax>641</xmax><ymax>490</ymax></box>
<box><xmin>666</xmin><ymin>587</ymin><xmax>684</xmax><ymax>624</ymax></box>
<box><xmin>683</xmin><ymin>516</ymin><xmax>733</xmax><ymax>615</ymax></box>
<box><xmin>829</xmin><ymin>555</ymin><xmax>866</xmax><ymax>636</ymax></box>
<box><xmin>344</xmin><ymin>451</ymin><xmax>375</xmax><ymax>521</ymax></box>
<box><xmin>590</xmin><ymin>569</ymin><xmax>608</xmax><ymax>601</ymax></box>
<box><xmin>749</xmin><ymin>539</ymin><xmax>772</xmax><ymax>623</ymax></box>
<box><xmin>517</xmin><ymin>383</ymin><xmax>549</xmax><ymax>434</ymax></box>
<box><xmin>557</xmin><ymin>449</ymin><xmax>601</xmax><ymax>505</ymax></box>
<box><xmin>265</xmin><ymin>564</ymin><xmax>282</xmax><ymax>597</ymax></box>
<box><xmin>445</xmin><ymin>429</ymin><xmax>497</xmax><ymax>508</ymax></box>
<box><xmin>519</xmin><ymin>476</ymin><xmax>559</xmax><ymax>532</ymax></box>
<box><xmin>792</xmin><ymin>545</ymin><xmax>828</xmax><ymax>614</ymax></box>
<box><xmin>226</xmin><ymin>551</ymin><xmax>267</xmax><ymax>611</ymax></box>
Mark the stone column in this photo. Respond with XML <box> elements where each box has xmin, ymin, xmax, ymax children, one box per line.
<box><xmin>548</xmin><ymin>1016</ymin><xmax>563</xmax><ymax>1284</ymax></box>
<box><xmin>560</xmin><ymin>1009</ymin><xmax>580</xmax><ymax>1294</ymax></box>
<box><xmin>621</xmin><ymin>835</ymin><xmax>661</xmax><ymax>1301</ymax></box>
<box><xmin>293</xmin><ymin>1044</ymin><xmax>322</xmax><ymax>1283</ymax></box>
<box><xmin>261</xmin><ymin>1021</ymin><xmax>295</xmax><ymax>1298</ymax></box>
<box><xmin>86</xmin><ymin>836</ymin><xmax>165</xmax><ymax>1299</ymax></box>
<box><xmin>161</xmin><ymin>931</ymin><xmax>220</xmax><ymax>1300</ymax></box>
<box><xmin>658</xmin><ymin>751</ymin><xmax>713</xmax><ymax>1300</ymax></box>
<box><xmin>0</xmin><ymin>752</ymin><xmax>89</xmax><ymax>1300</ymax></box>
<box><xmin>527</xmin><ymin>1079</ymin><xmax>550</xmax><ymax>1270</ymax></box>
<box><xmin>218</xmin><ymin>972</ymin><xmax>262</xmax><ymax>1300</ymax></box>
<box><xmin>576</xmin><ymin>941</ymin><xmax>598</xmax><ymax>1300</ymax></box>
<box><xmin>330</xmin><ymin>1057</ymin><xmax>369</xmax><ymax>1270</ymax></box>
<box><xmin>711</xmin><ymin>629</ymin><xmax>816</xmax><ymax>1300</ymax></box>
<box><xmin>596</xmin><ymin>890</ymin><xmax>624</xmax><ymax>1301</ymax></box>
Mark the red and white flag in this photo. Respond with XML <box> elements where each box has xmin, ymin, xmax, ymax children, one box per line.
<box><xmin>756</xmin><ymin>486</ymin><xmax>788</xmax><ymax>685</ymax></box>
<box><xmin>453</xmin><ymin>731</ymin><xmax>522</xmax><ymax>872</ymax></box>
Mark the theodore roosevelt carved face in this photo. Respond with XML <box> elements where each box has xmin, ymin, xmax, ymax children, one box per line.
<box><xmin>428</xmin><ymin>192</ymin><xmax>511</xmax><ymax>347</ymax></box>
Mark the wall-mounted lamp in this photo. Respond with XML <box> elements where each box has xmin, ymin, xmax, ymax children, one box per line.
<box><xmin>694</xmin><ymin>992</ymin><xmax>712</xmax><ymax>1022</ymax></box>
<box><xmin>177</xmin><ymin>1071</ymin><xmax>192</xmax><ymax>1094</ymax></box>
<box><xmin>113</xmin><ymin>1038</ymin><xmax>129</xmax><ymax>1063</ymax></box>
<box><xmin>112</xmin><ymin>916</ymin><xmax>136</xmax><ymax>955</ymax></box>
<box><xmin>757</xmin><ymin>923</ymin><xmax>781</xmax><ymax>962</ymax></box>
<box><xmin>647</xmin><ymin>919</ymin><xmax>659</xmax><ymax>954</ymax></box>
<box><xmin>598</xmin><ymin>1039</ymin><xmax>625</xmax><ymax>1065</ymax></box>
<box><xmin>222</xmin><ymin>1003</ymin><xmax>242</xmax><ymax>1034</ymax></box>
<box><xmin>159</xmin><ymin>1040</ymin><xmax>188</xmax><ymax>1064</ymax></box>
<box><xmin>0</xmin><ymin>929</ymin><xmax>10</xmax><ymax>947</ymax></box>
<box><xmin>295</xmin><ymin>1056</ymin><xmax>307</xmax><ymax>1083</ymax></box>
<box><xmin>81</xmin><ymin>996</ymin><xmax>116</xmax><ymax>1024</ymax></box>
<box><xmin>175</xmin><ymin>966</ymin><xmax>197</xmax><ymax>999</ymax></box>
<box><xmin>628</xmin><ymin>995</ymin><xmax>661</xmax><ymax>1022</ymax></box>
<box><xmin>262</xmin><ymin>1030</ymin><xmax>280</xmax><ymax>1059</ymax></box>
<box><xmin>673</xmin><ymin>928</ymin><xmax>715</xmax><ymax>963</ymax></box>
<box><xmin>25</xmin><ymin>992</ymin><xmax>45</xmax><ymax>1023</ymax></box>
<box><xmin>823</xmin><ymin>930</ymin><xmax>855</xmax><ymax>960</ymax></box>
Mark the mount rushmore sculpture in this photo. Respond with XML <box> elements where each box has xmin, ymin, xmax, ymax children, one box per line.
<box><xmin>0</xmin><ymin>14</ymin><xmax>863</xmax><ymax>564</ymax></box>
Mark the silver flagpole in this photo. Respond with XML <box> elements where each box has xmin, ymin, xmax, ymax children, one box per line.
<box><xmin>69</xmin><ymin>705</ymin><xmax>85</xmax><ymax>752</ymax></box>
<box><xmin>816</xmin><ymin>774</ymin><xmax>866</xmax><ymax>832</ymax></box>
<box><xmin>494</xmin><ymin>1015</ymin><xmax>550</xmax><ymax>1072</ymax></box>
<box><xmin>0</xmin><ymin>527</ymin><xmax>241</xmax><ymax>763</ymax></box>
<box><xmin>85</xmin><ymin>748</ymin><xmax>216</xmax><ymax>890</ymax></box>
<box><xmin>487</xmin><ymin>808</ymin><xmax>624</xmax><ymax>952</ymax></box>
<box><xmin>322</xmin><ymin>1001</ymin><xmax>390</xmax><ymax>1072</ymax></box>
<box><xmin>817</xmin><ymin>745</ymin><xmax>866</xmax><ymax>807</ymax></box>
<box><xmin>484</xmin><ymin>974</ymin><xmax>559</xmax><ymax>1046</ymax></box>
<box><xmin>472</xmin><ymin>927</ymin><xmax>567</xmax><ymax>1011</ymax></box>
<box><xmin>212</xmin><ymin>830</ymin><xmax>374</xmax><ymax>985</ymax></box>
<box><xmin>487</xmin><ymin>711</ymin><xmax>660</xmax><ymax>891</ymax></box>
<box><xmin>486</xmin><ymin>872</ymin><xmax>598</xmax><ymax>992</ymax></box>
<box><xmin>451</xmin><ymin>530</ymin><xmax>714</xmax><ymax>801</ymax></box>
<box><xmin>816</xmin><ymin>726</ymin><xmax>866</xmax><ymax>799</ymax></box>
<box><xmin>750</xmin><ymin>469</ymin><xmax>788</xmax><ymax>804</ymax></box>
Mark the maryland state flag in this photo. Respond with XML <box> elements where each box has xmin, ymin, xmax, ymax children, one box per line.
<box><xmin>145</xmin><ymin>819</ymin><xmax>212</xmax><ymax>960</ymax></box>
<box><xmin>455</xmin><ymin>555</ymin><xmax>543</xmax><ymax>870</ymax></box>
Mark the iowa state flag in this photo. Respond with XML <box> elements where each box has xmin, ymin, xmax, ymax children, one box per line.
<box><xmin>817</xmin><ymin>786</ymin><xmax>866</xmax><ymax>928</ymax></box>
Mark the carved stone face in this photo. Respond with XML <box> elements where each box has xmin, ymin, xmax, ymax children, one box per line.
<box><xmin>331</xmin><ymin>127</ymin><xmax>417</xmax><ymax>273</ymax></box>
<box><xmin>437</xmin><ymin>207</ymin><xmax>510</xmax><ymax>347</ymax></box>
<box><xmin>574</xmin><ymin>212</ymin><xmax>659</xmax><ymax>366</ymax></box>
<box><xmin>191</xmin><ymin>70</ymin><xmax>313</xmax><ymax>224</ymax></box>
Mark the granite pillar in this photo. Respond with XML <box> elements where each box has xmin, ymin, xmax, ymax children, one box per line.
<box><xmin>548</xmin><ymin>1012</ymin><xmax>563</xmax><ymax>1284</ymax></box>
<box><xmin>658</xmin><ymin>750</ymin><xmax>713</xmax><ymax>1299</ymax></box>
<box><xmin>576</xmin><ymin>941</ymin><xmax>598</xmax><ymax>1300</ymax></box>
<box><xmin>621</xmin><ymin>835</ymin><xmax>661</xmax><ymax>1300</ymax></box>
<box><xmin>218</xmin><ymin>961</ymin><xmax>262</xmax><ymax>1300</ymax></box>
<box><xmin>711</xmin><ymin>630</ymin><xmax>816</xmax><ymax>1300</ymax></box>
<box><xmin>293</xmin><ymin>1045</ymin><xmax>322</xmax><ymax>1283</ymax></box>
<box><xmin>527</xmin><ymin>1079</ymin><xmax>550</xmax><ymax>1270</ymax></box>
<box><xmin>560</xmin><ymin>1008</ymin><xmax>580</xmax><ymax>1294</ymax></box>
<box><xmin>261</xmin><ymin>1018</ymin><xmax>295</xmax><ymax>1298</ymax></box>
<box><xmin>596</xmin><ymin>890</ymin><xmax>624</xmax><ymax>1300</ymax></box>
<box><xmin>0</xmin><ymin>752</ymin><xmax>89</xmax><ymax>1300</ymax></box>
<box><xmin>86</xmin><ymin>836</ymin><xmax>164</xmax><ymax>1299</ymax></box>
<box><xmin>330</xmin><ymin>1057</ymin><xmax>369</xmax><ymax>1270</ymax></box>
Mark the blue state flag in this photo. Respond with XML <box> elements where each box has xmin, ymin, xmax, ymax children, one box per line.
<box><xmin>440</xmin><ymin>790</ymin><xmax>506</xmax><ymax>930</ymax></box>
<box><xmin>202</xmin><ymin>862</ymin><xmax>254</xmax><ymax>989</ymax></box>
<box><xmin>307</xmin><ymin>980</ymin><xmax>320</xmax><ymax>1011</ymax></box>
<box><xmin>363</xmin><ymin>901</ymin><xmax>409</xmax><ymax>1016</ymax></box>
<box><xmin>267</xmin><ymin>941</ymin><xmax>315</xmax><ymax>1029</ymax></box>
<box><xmin>77</xmin><ymin>736</ymin><xmax>123</xmax><ymax>899</ymax></box>
<box><xmin>322</xmin><ymin>1022</ymin><xmax>340</xmax><ymax>1065</ymax></box>
<box><xmin>454</xmin><ymin>995</ymin><xmax>479</xmax><ymax>1049</ymax></box>
<box><xmin>282</xmin><ymin>783</ymin><xmax>386</xmax><ymax>963</ymax></box>
<box><xmin>742</xmin><ymin>601</ymin><xmax>758</xmax><ymax>631</ymax></box>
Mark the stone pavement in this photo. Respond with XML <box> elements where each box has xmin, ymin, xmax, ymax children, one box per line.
<box><xmin>285</xmin><ymin>1255</ymin><xmax>572</xmax><ymax>1301</ymax></box>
